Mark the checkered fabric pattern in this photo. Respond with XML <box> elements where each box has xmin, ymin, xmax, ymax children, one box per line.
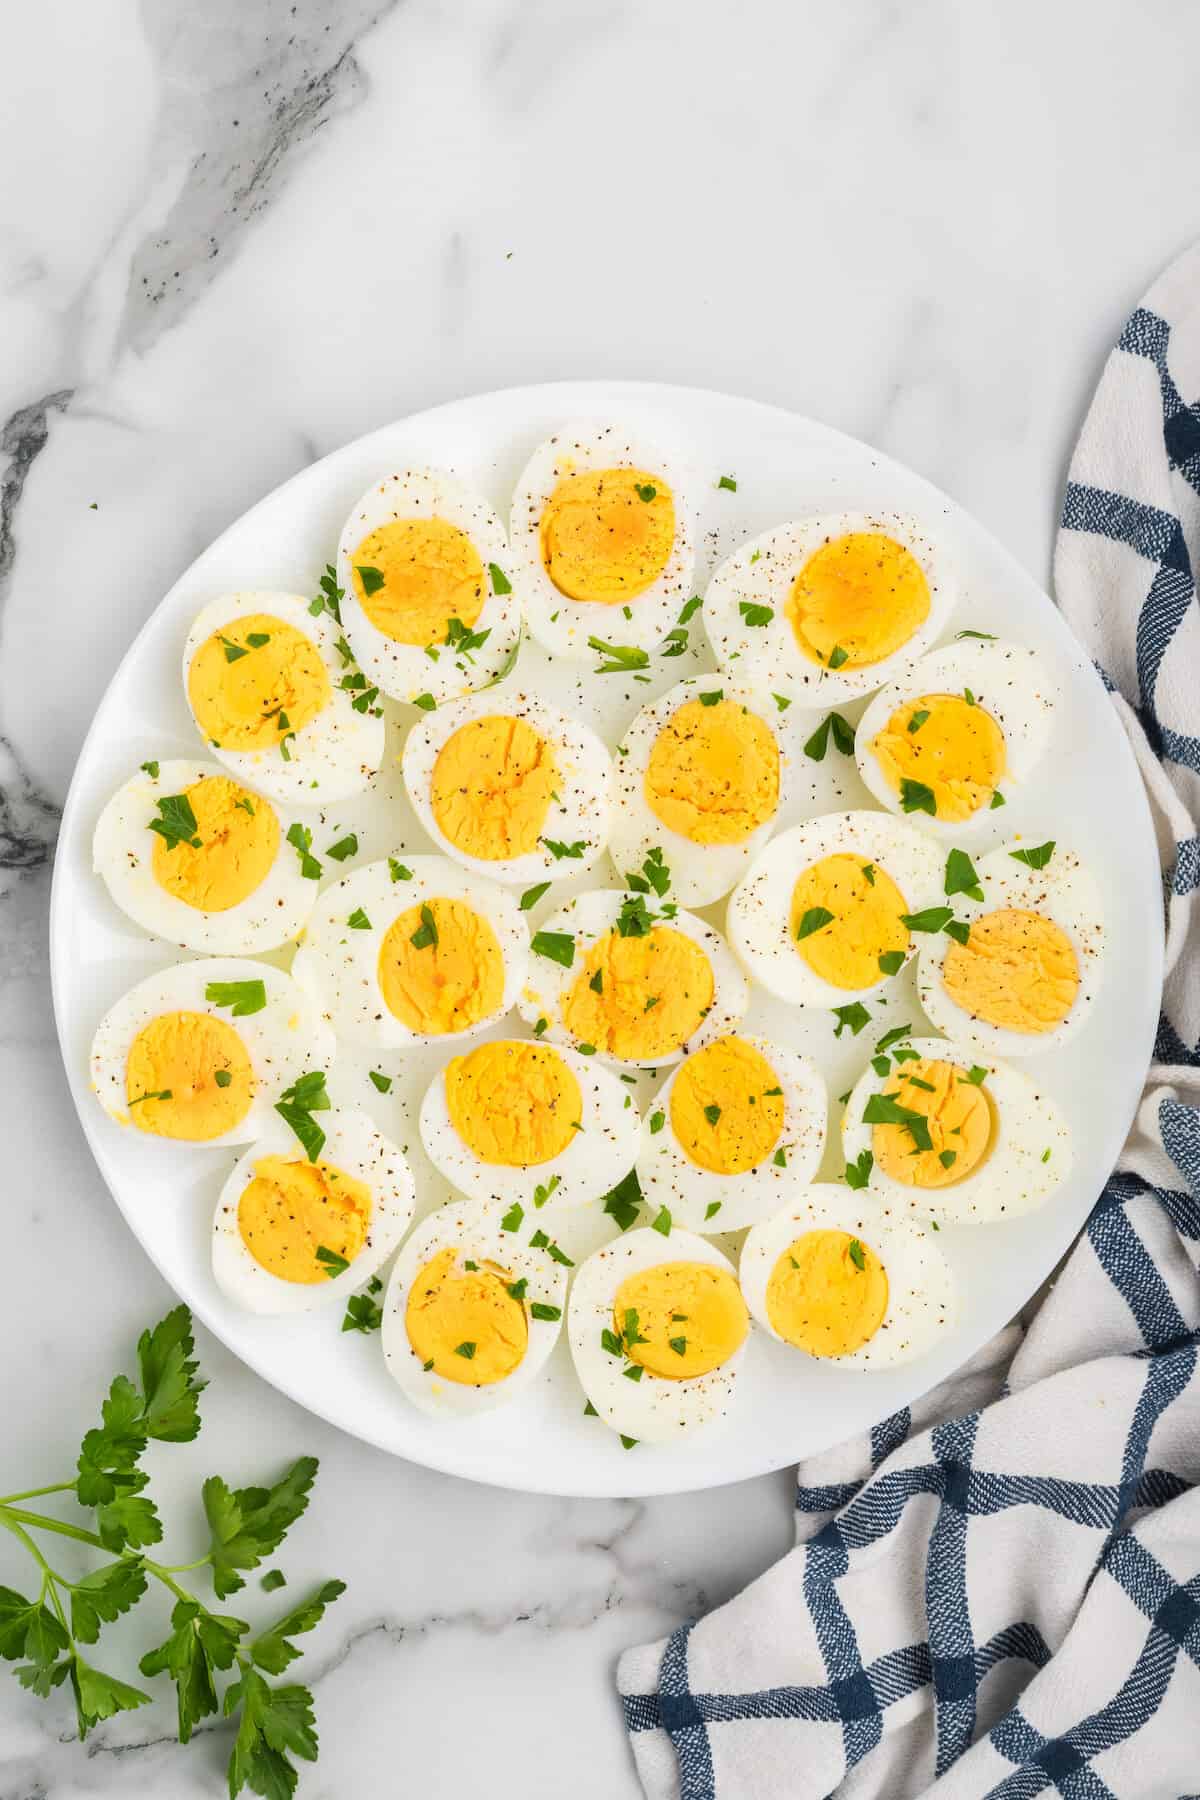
<box><xmin>618</xmin><ymin>243</ymin><xmax>1200</xmax><ymax>1798</ymax></box>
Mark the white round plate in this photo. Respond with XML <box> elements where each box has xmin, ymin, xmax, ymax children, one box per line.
<box><xmin>50</xmin><ymin>382</ymin><xmax>1161</xmax><ymax>1497</ymax></box>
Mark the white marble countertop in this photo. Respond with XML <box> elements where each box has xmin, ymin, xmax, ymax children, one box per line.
<box><xmin>1</xmin><ymin>2</ymin><xmax>1197</xmax><ymax>1793</ymax></box>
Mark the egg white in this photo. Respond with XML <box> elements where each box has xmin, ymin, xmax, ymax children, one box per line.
<box><xmin>568</xmin><ymin>1226</ymin><xmax>748</xmax><ymax>1443</ymax></box>
<box><xmin>211</xmin><ymin>1109</ymin><xmax>415</xmax><ymax>1314</ymax></box>
<box><xmin>381</xmin><ymin>1195</ymin><xmax>568</xmax><ymax>1417</ymax></box>
<box><xmin>841</xmin><ymin>1032</ymin><xmax>1072</xmax><ymax>1224</ymax></box>
<box><xmin>703</xmin><ymin>511</ymin><xmax>956</xmax><ymax>705</ymax></box>
<box><xmin>182</xmin><ymin>591</ymin><xmax>384</xmax><ymax>806</ymax></box>
<box><xmin>606</xmin><ymin>677</ymin><xmax>816</xmax><ymax>908</ymax></box>
<box><xmin>740</xmin><ymin>1184</ymin><xmax>957</xmax><ymax>1369</ymax></box>
<box><xmin>419</xmin><ymin>1040</ymin><xmax>640</xmax><ymax>1211</ymax></box>
<box><xmin>637</xmin><ymin>1036</ymin><xmax>827</xmax><ymax>1232</ymax></box>
<box><xmin>515</xmin><ymin>888</ymin><xmax>749</xmax><ymax>1070</ymax></box>
<box><xmin>90</xmin><ymin>957</ymin><xmax>335</xmax><ymax>1147</ymax></box>
<box><xmin>401</xmin><ymin>682</ymin><xmax>614</xmax><ymax>886</ymax></box>
<box><xmin>854</xmin><ymin>638</ymin><xmax>1056</xmax><ymax>829</ymax></box>
<box><xmin>291</xmin><ymin>854</ymin><xmax>529</xmax><ymax>1050</ymax></box>
<box><xmin>726</xmin><ymin>812</ymin><xmax>943</xmax><ymax>1007</ymax></box>
<box><xmin>336</xmin><ymin>468</ymin><xmax>521</xmax><ymax>705</ymax></box>
<box><xmin>92</xmin><ymin>759</ymin><xmax>319</xmax><ymax>954</ymax></box>
<box><xmin>917</xmin><ymin>842</ymin><xmax>1106</xmax><ymax>1056</ymax></box>
<box><xmin>509</xmin><ymin>419</ymin><xmax>697</xmax><ymax>661</ymax></box>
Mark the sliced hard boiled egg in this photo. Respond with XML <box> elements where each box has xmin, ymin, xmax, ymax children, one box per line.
<box><xmin>401</xmin><ymin>684</ymin><xmax>613</xmax><ymax>887</ymax></box>
<box><xmin>637</xmin><ymin>1034</ymin><xmax>827</xmax><ymax>1233</ymax></box>
<box><xmin>917</xmin><ymin>841</ymin><xmax>1105</xmax><ymax>1056</ymax></box>
<box><xmin>182</xmin><ymin>591</ymin><xmax>383</xmax><ymax>805</ymax></box>
<box><xmin>419</xmin><ymin>1037</ymin><xmax>639</xmax><ymax>1212</ymax></box>
<box><xmin>841</xmin><ymin>1031</ymin><xmax>1071</xmax><ymax>1224</ymax></box>
<box><xmin>381</xmin><ymin>1195</ymin><xmax>568</xmax><ymax>1417</ymax></box>
<box><xmin>93</xmin><ymin>759</ymin><xmax>319</xmax><ymax>954</ymax></box>
<box><xmin>515</xmin><ymin>888</ymin><xmax>748</xmax><ymax>1070</ymax></box>
<box><xmin>854</xmin><ymin>638</ymin><xmax>1056</xmax><ymax>828</ymax></box>
<box><xmin>740</xmin><ymin>1185</ymin><xmax>956</xmax><ymax>1369</ymax></box>
<box><xmin>509</xmin><ymin>420</ymin><xmax>697</xmax><ymax>661</ymax></box>
<box><xmin>704</xmin><ymin>512</ymin><xmax>955</xmax><ymax>704</ymax></box>
<box><xmin>291</xmin><ymin>854</ymin><xmax>528</xmax><ymax>1050</ymax></box>
<box><xmin>726</xmin><ymin>812</ymin><xmax>943</xmax><ymax>1007</ymax></box>
<box><xmin>212</xmin><ymin>1109</ymin><xmax>414</xmax><ymax>1314</ymax></box>
<box><xmin>336</xmin><ymin>469</ymin><xmax>521</xmax><ymax>705</ymax></box>
<box><xmin>90</xmin><ymin>957</ymin><xmax>333</xmax><ymax>1147</ymax></box>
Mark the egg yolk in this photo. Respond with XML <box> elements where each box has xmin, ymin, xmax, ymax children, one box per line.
<box><xmin>792</xmin><ymin>854</ymin><xmax>909</xmax><ymax>990</ymax></box>
<box><xmin>378</xmin><ymin>898</ymin><xmax>505</xmax><ymax>1035</ymax></box>
<box><xmin>430</xmin><ymin>715</ymin><xmax>559</xmax><ymax>861</ymax></box>
<box><xmin>563</xmin><ymin>926</ymin><xmax>714</xmax><ymax>1061</ymax></box>
<box><xmin>125</xmin><ymin>1011</ymin><xmax>254</xmax><ymax>1140</ymax></box>
<box><xmin>669</xmin><ymin>1036</ymin><xmax>784</xmax><ymax>1175</ymax></box>
<box><xmin>237</xmin><ymin>1155</ymin><xmax>372</xmax><ymax>1284</ymax></box>
<box><xmin>150</xmin><ymin>776</ymin><xmax>279</xmax><ymax>912</ymax></box>
<box><xmin>614</xmin><ymin>1262</ymin><xmax>748</xmax><ymax>1380</ymax></box>
<box><xmin>766</xmin><ymin>1230</ymin><xmax>888</xmax><ymax>1357</ymax></box>
<box><xmin>871</xmin><ymin>693</ymin><xmax>1006</xmax><ymax>820</ymax></box>
<box><xmin>785</xmin><ymin>532</ymin><xmax>930</xmax><ymax>668</ymax></box>
<box><xmin>644</xmin><ymin>698</ymin><xmax>779</xmax><ymax>845</ymax></box>
<box><xmin>444</xmin><ymin>1040</ymin><xmax>581</xmax><ymax>1167</ymax></box>
<box><xmin>188</xmin><ymin>614</ymin><xmax>330</xmax><ymax>750</ymax></box>
<box><xmin>539</xmin><ymin>468</ymin><xmax>675</xmax><ymax>603</ymax></box>
<box><xmin>943</xmin><ymin>908</ymin><xmax>1079</xmax><ymax>1034</ymax></box>
<box><xmin>406</xmin><ymin>1247</ymin><xmax>528</xmax><ymax>1385</ymax></box>
<box><xmin>350</xmin><ymin>517</ymin><xmax>485</xmax><ymax>646</ymax></box>
<box><xmin>871</xmin><ymin>1057</ymin><xmax>993</xmax><ymax>1188</ymax></box>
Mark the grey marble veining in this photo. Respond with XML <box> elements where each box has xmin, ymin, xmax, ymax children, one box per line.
<box><xmin>2</xmin><ymin>0</ymin><xmax>1200</xmax><ymax>1793</ymax></box>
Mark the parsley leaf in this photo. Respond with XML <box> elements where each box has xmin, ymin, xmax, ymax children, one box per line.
<box><xmin>148</xmin><ymin>794</ymin><xmax>202</xmax><ymax>852</ymax></box>
<box><xmin>832</xmin><ymin>1002</ymin><xmax>870</xmax><ymax>1037</ymax></box>
<box><xmin>285</xmin><ymin>822</ymin><xmax>322</xmax><ymax>880</ymax></box>
<box><xmin>531</xmin><ymin>930</ymin><xmax>575</xmax><ymax>967</ymax></box>
<box><xmin>587</xmin><ymin>637</ymin><xmax>650</xmax><ymax>674</ymax></box>
<box><xmin>844</xmin><ymin>1149</ymin><xmax>874</xmax><ymax>1190</ymax></box>
<box><xmin>899</xmin><ymin>778</ymin><xmax>937</xmax><ymax>816</ymax></box>
<box><xmin>944</xmin><ymin>848</ymin><xmax>984</xmax><ymax>901</ymax></box>
<box><xmin>410</xmin><ymin>904</ymin><xmax>438</xmax><ymax>949</ymax></box>
<box><xmin>602</xmin><ymin>1169</ymin><xmax>642</xmax><ymax>1232</ymax></box>
<box><xmin>203</xmin><ymin>1457</ymin><xmax>318</xmax><ymax>1600</ymax></box>
<box><xmin>796</xmin><ymin>906</ymin><xmax>834</xmax><ymax>940</ymax></box>
<box><xmin>520</xmin><ymin>882</ymin><xmax>551</xmax><ymax>910</ymax></box>
<box><xmin>204</xmin><ymin>980</ymin><xmax>267</xmax><ymax>1017</ymax></box>
<box><xmin>1010</xmin><ymin>840</ymin><xmax>1055</xmax><ymax>870</ymax></box>
<box><xmin>738</xmin><ymin>600</ymin><xmax>773</xmax><ymax>627</ymax></box>
<box><xmin>274</xmin><ymin>1071</ymin><xmax>331</xmax><ymax>1163</ymax></box>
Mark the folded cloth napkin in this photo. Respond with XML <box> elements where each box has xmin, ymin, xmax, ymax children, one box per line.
<box><xmin>619</xmin><ymin>243</ymin><xmax>1200</xmax><ymax>1799</ymax></box>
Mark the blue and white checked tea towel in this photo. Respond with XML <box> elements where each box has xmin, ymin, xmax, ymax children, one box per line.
<box><xmin>619</xmin><ymin>244</ymin><xmax>1200</xmax><ymax>1799</ymax></box>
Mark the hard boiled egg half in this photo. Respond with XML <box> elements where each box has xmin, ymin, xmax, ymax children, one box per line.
<box><xmin>509</xmin><ymin>420</ymin><xmax>697</xmax><ymax>660</ymax></box>
<box><xmin>382</xmin><ymin>1196</ymin><xmax>569</xmax><ymax>1417</ymax></box>
<box><xmin>401</xmin><ymin>685</ymin><xmax>613</xmax><ymax>887</ymax></box>
<box><xmin>419</xmin><ymin>1038</ymin><xmax>639</xmax><ymax>1212</ymax></box>
<box><xmin>93</xmin><ymin>759</ymin><xmax>319</xmax><ymax>954</ymax></box>
<box><xmin>704</xmin><ymin>511</ymin><xmax>955</xmax><ymax>704</ymax></box>
<box><xmin>90</xmin><ymin>958</ymin><xmax>333</xmax><ymax>1147</ymax></box>
<box><xmin>569</xmin><ymin>1226</ymin><xmax>750</xmax><ymax>1443</ymax></box>
<box><xmin>212</xmin><ymin>1109</ymin><xmax>415</xmax><ymax>1314</ymax></box>
<box><xmin>183</xmin><ymin>591</ymin><xmax>384</xmax><ymax>805</ymax></box>
<box><xmin>637</xmin><ymin>1035</ymin><xmax>827</xmax><ymax>1233</ymax></box>
<box><xmin>516</xmin><ymin>889</ymin><xmax>748</xmax><ymax>1069</ymax></box>
<box><xmin>841</xmin><ymin>1032</ymin><xmax>1071</xmax><ymax>1224</ymax></box>
<box><xmin>855</xmin><ymin>638</ymin><xmax>1056</xmax><ymax>828</ymax></box>
<box><xmin>740</xmin><ymin>1185</ymin><xmax>956</xmax><ymax>1370</ymax></box>
<box><xmin>292</xmin><ymin>854</ymin><xmax>528</xmax><ymax>1050</ymax></box>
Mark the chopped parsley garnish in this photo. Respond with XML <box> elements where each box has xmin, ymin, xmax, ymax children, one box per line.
<box><xmin>678</xmin><ymin>595</ymin><xmax>703</xmax><ymax>624</ymax></box>
<box><xmin>508</xmin><ymin>1278</ymin><xmax>529</xmax><ymax>1300</ymax></box>
<box><xmin>847</xmin><ymin>1238</ymin><xmax>866</xmax><ymax>1272</ymax></box>
<box><xmin>214</xmin><ymin>1069</ymin><xmax>232</xmax><ymax>1088</ymax></box>
<box><xmin>899</xmin><ymin>778</ymin><xmax>937</xmax><ymax>816</ymax></box>
<box><xmin>500</xmin><ymin>1202</ymin><xmax>524</xmax><ymax>1232</ymax></box>
<box><xmin>311</xmin><ymin>562</ymin><xmax>344</xmax><ymax>622</ymax></box>
<box><xmin>205</xmin><ymin>979</ymin><xmax>267</xmax><ymax>1016</ymax></box>
<box><xmin>520</xmin><ymin>881</ymin><xmax>551</xmax><ymax>911</ymax></box>
<box><xmin>409</xmin><ymin>904</ymin><xmax>437</xmax><ymax>948</ymax></box>
<box><xmin>717</xmin><ymin>474</ymin><xmax>737</xmax><ymax>491</ymax></box>
<box><xmin>773</xmin><ymin>1147</ymin><xmax>787</xmax><ymax>1168</ymax></box>
<box><xmin>878</xmin><ymin>950</ymin><xmax>905</xmax><ymax>976</ymax></box>
<box><xmin>907</xmin><ymin>709</ymin><xmax>931</xmax><ymax>733</ymax></box>
<box><xmin>534</xmin><ymin>1017</ymin><xmax>548</xmax><ymax>1037</ymax></box>
<box><xmin>659</xmin><ymin>625</ymin><xmax>689</xmax><ymax>658</ymax></box>
<box><xmin>738</xmin><ymin>600</ymin><xmax>773</xmax><ymax>628</ymax></box>
<box><xmin>965</xmin><ymin>1065</ymin><xmax>989</xmax><ymax>1085</ymax></box>
<box><xmin>635</xmin><ymin>482</ymin><xmax>657</xmax><ymax>502</ymax></box>
<box><xmin>412</xmin><ymin>693</ymin><xmax>437</xmax><ymax>711</ymax></box>
<box><xmin>616</xmin><ymin>894</ymin><xmax>655</xmax><ymax>938</ymax></box>
<box><xmin>129</xmin><ymin>1088</ymin><xmax>172</xmax><ymax>1106</ymax></box>
<box><xmin>148</xmin><ymin>793</ymin><xmax>202</xmax><ymax>852</ymax></box>
<box><xmin>530</xmin><ymin>1302</ymin><xmax>561</xmax><ymax>1322</ymax></box>
<box><xmin>796</xmin><ymin>905</ymin><xmax>834</xmax><ymax>940</ymax></box>
<box><xmin>627</xmin><ymin>846</ymin><xmax>671</xmax><ymax>898</ymax></box>
<box><xmin>453</xmin><ymin>1342</ymin><xmax>476</xmax><ymax>1360</ymax></box>
<box><xmin>587</xmin><ymin>636</ymin><xmax>650</xmax><ymax>674</ymax></box>
<box><xmin>368</xmin><ymin>1070</ymin><xmax>392</xmax><ymax>1094</ymax></box>
<box><xmin>939</xmin><ymin>1150</ymin><xmax>957</xmax><ymax>1169</ymax></box>
<box><xmin>602</xmin><ymin>1169</ymin><xmax>642</xmax><ymax>1232</ymax></box>
<box><xmin>704</xmin><ymin>1201</ymin><xmax>722</xmax><ymax>1220</ymax></box>
<box><xmin>315</xmin><ymin>1245</ymin><xmax>350</xmax><ymax>1279</ymax></box>
<box><xmin>862</xmin><ymin>1091</ymin><xmax>933</xmax><ymax>1152</ymax></box>
<box><xmin>488</xmin><ymin>562</ymin><xmax>512</xmax><ymax>595</ymax></box>
<box><xmin>275</xmin><ymin>1070</ymin><xmax>331</xmax><ymax>1162</ymax></box>
<box><xmin>219</xmin><ymin>634</ymin><xmax>249</xmax><ymax>663</ymax></box>
<box><xmin>285</xmin><ymin>822</ymin><xmax>322</xmax><ymax>880</ymax></box>
<box><xmin>944</xmin><ymin>848</ymin><xmax>983</xmax><ymax>900</ymax></box>
<box><xmin>875</xmin><ymin>1024</ymin><xmax>914</xmax><ymax>1053</ymax></box>
<box><xmin>1010</xmin><ymin>840</ymin><xmax>1055</xmax><ymax>870</ymax></box>
<box><xmin>342</xmin><ymin>1291</ymin><xmax>383</xmax><ymax>1333</ymax></box>
<box><xmin>533</xmin><ymin>1174</ymin><xmax>561</xmax><ymax>1209</ymax></box>
<box><xmin>389</xmin><ymin>859</ymin><xmax>413</xmax><ymax>882</ymax></box>
<box><xmin>844</xmin><ymin>1149</ymin><xmax>874</xmax><ymax>1190</ymax></box>
<box><xmin>444</xmin><ymin>616</ymin><xmax>492</xmax><ymax>660</ymax></box>
<box><xmin>955</xmin><ymin>628</ymin><xmax>997</xmax><ymax>641</ymax></box>
<box><xmin>773</xmin><ymin>693</ymin><xmax>791</xmax><ymax>711</ymax></box>
<box><xmin>699</xmin><ymin>689</ymin><xmax>723</xmax><ymax>707</ymax></box>
<box><xmin>355</xmin><ymin>565</ymin><xmax>385</xmax><ymax>596</ymax></box>
<box><xmin>649</xmin><ymin>1111</ymin><xmax>665</xmax><ymax>1134</ymax></box>
<box><xmin>589</xmin><ymin>969</ymin><xmax>604</xmax><ymax>993</ymax></box>
<box><xmin>990</xmin><ymin>790</ymin><xmax>1006</xmax><ymax>809</ymax></box>
<box><xmin>944</xmin><ymin>919</ymin><xmax>971</xmax><ymax>945</ymax></box>
<box><xmin>827</xmin><ymin>645</ymin><xmax>848</xmax><ymax>669</ymax></box>
<box><xmin>900</xmin><ymin>906</ymin><xmax>954</xmax><ymax>933</ymax></box>
<box><xmin>803</xmin><ymin>712</ymin><xmax>854</xmax><ymax>761</ymax></box>
<box><xmin>543</xmin><ymin>838</ymin><xmax>585</xmax><ymax>860</ymax></box>
<box><xmin>140</xmin><ymin>760</ymin><xmax>159</xmax><ymax>777</ymax></box>
<box><xmin>347</xmin><ymin>908</ymin><xmax>372</xmax><ymax>931</ymax></box>
<box><xmin>246</xmin><ymin>632</ymin><xmax>270</xmax><ymax>649</ymax></box>
<box><xmin>703</xmin><ymin>1104</ymin><xmax>722</xmax><ymax>1126</ymax></box>
<box><xmin>832</xmin><ymin>1003</ymin><xmax>870</xmax><ymax>1038</ymax></box>
<box><xmin>668</xmin><ymin>1337</ymin><xmax>688</xmax><ymax>1357</ymax></box>
<box><xmin>531</xmin><ymin>930</ymin><xmax>575</xmax><ymax>968</ymax></box>
<box><xmin>862</xmin><ymin>863</ymin><xmax>876</xmax><ymax>886</ymax></box>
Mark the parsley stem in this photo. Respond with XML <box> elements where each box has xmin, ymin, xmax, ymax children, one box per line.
<box><xmin>155</xmin><ymin>1554</ymin><xmax>212</xmax><ymax>1575</ymax></box>
<box><xmin>0</xmin><ymin>1511</ymin><xmax>74</xmax><ymax>1616</ymax></box>
<box><xmin>0</xmin><ymin>1504</ymin><xmax>106</xmax><ymax>1550</ymax></box>
<box><xmin>0</xmin><ymin>1481</ymin><xmax>75</xmax><ymax>1505</ymax></box>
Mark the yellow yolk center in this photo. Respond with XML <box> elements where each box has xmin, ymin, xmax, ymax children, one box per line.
<box><xmin>563</xmin><ymin>926</ymin><xmax>714</xmax><ymax>1061</ymax></box>
<box><xmin>444</xmin><ymin>1040</ymin><xmax>581</xmax><ymax>1167</ymax></box>
<box><xmin>237</xmin><ymin>1155</ymin><xmax>372</xmax><ymax>1284</ymax></box>
<box><xmin>872</xmin><ymin>1057</ymin><xmax>993</xmax><ymax>1188</ymax></box>
<box><xmin>350</xmin><ymin>517</ymin><xmax>486</xmax><ymax>647</ymax></box>
<box><xmin>125</xmin><ymin>1011</ymin><xmax>254</xmax><ymax>1140</ymax></box>
<box><xmin>187</xmin><ymin>614</ymin><xmax>330</xmax><ymax>750</ymax></box>
<box><xmin>785</xmin><ymin>532</ymin><xmax>930</xmax><ymax>668</ymax></box>
<box><xmin>539</xmin><ymin>468</ymin><xmax>675</xmax><ymax>603</ymax></box>
<box><xmin>405</xmin><ymin>1247</ymin><xmax>528</xmax><ymax>1384</ymax></box>
<box><xmin>871</xmin><ymin>693</ymin><xmax>1006</xmax><ymax>820</ymax></box>
<box><xmin>644</xmin><ymin>698</ymin><xmax>779</xmax><ymax>845</ymax></box>
<box><xmin>150</xmin><ymin>776</ymin><xmax>279</xmax><ymax>912</ymax></box>
<box><xmin>669</xmin><ymin>1036</ymin><xmax>784</xmax><ymax>1175</ymax></box>
<box><xmin>766</xmin><ymin>1230</ymin><xmax>888</xmax><ymax>1357</ymax></box>
<box><xmin>378</xmin><ymin>898</ymin><xmax>505</xmax><ymax>1035</ymax></box>
<box><xmin>430</xmin><ymin>715</ymin><xmax>559</xmax><ymax>861</ymax></box>
<box><xmin>943</xmin><ymin>908</ymin><xmax>1080</xmax><ymax>1034</ymax></box>
<box><xmin>792</xmin><ymin>854</ymin><xmax>909</xmax><ymax>990</ymax></box>
<box><xmin>614</xmin><ymin>1262</ymin><xmax>749</xmax><ymax>1380</ymax></box>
